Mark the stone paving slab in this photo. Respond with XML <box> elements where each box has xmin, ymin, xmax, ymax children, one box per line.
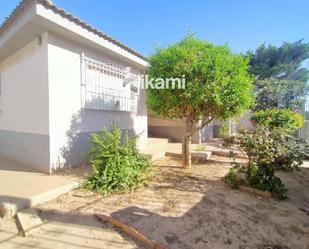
<box><xmin>15</xmin><ymin>208</ymin><xmax>43</xmax><ymax>236</ymax></box>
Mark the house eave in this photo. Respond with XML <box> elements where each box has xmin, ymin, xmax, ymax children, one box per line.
<box><xmin>0</xmin><ymin>1</ymin><xmax>39</xmax><ymax>62</ymax></box>
<box><xmin>0</xmin><ymin>0</ymin><xmax>148</xmax><ymax>68</ymax></box>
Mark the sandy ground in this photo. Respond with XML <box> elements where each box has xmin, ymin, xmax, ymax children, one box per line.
<box><xmin>1</xmin><ymin>155</ymin><xmax>309</xmax><ymax>249</ymax></box>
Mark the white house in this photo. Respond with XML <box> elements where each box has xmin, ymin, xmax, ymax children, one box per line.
<box><xmin>0</xmin><ymin>0</ymin><xmax>148</xmax><ymax>173</ymax></box>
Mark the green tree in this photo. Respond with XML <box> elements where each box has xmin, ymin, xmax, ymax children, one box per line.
<box><xmin>147</xmin><ymin>35</ymin><xmax>253</xmax><ymax>167</ymax></box>
<box><xmin>249</xmin><ymin>40</ymin><xmax>309</xmax><ymax>111</ymax></box>
<box><xmin>249</xmin><ymin>40</ymin><xmax>309</xmax><ymax>81</ymax></box>
<box><xmin>254</xmin><ymin>78</ymin><xmax>307</xmax><ymax>111</ymax></box>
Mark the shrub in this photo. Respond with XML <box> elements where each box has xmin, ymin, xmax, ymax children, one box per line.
<box><xmin>219</xmin><ymin>122</ymin><xmax>237</xmax><ymax>147</ymax></box>
<box><xmin>227</xmin><ymin>126</ymin><xmax>308</xmax><ymax>199</ymax></box>
<box><xmin>224</xmin><ymin>167</ymin><xmax>241</xmax><ymax>188</ymax></box>
<box><xmin>84</xmin><ymin>125</ymin><xmax>151</xmax><ymax>194</ymax></box>
<box><xmin>223</xmin><ymin>136</ymin><xmax>236</xmax><ymax>147</ymax></box>
<box><xmin>219</xmin><ymin>123</ymin><xmax>229</xmax><ymax>138</ymax></box>
<box><xmin>251</xmin><ymin>109</ymin><xmax>304</xmax><ymax>134</ymax></box>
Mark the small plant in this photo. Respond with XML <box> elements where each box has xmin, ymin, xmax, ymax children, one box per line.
<box><xmin>224</xmin><ymin>167</ymin><xmax>241</xmax><ymax>188</ymax></box>
<box><xmin>219</xmin><ymin>123</ymin><xmax>230</xmax><ymax>138</ymax></box>
<box><xmin>84</xmin><ymin>125</ymin><xmax>151</xmax><ymax>194</ymax></box>
<box><xmin>219</xmin><ymin>122</ymin><xmax>236</xmax><ymax>147</ymax></box>
<box><xmin>223</xmin><ymin>136</ymin><xmax>236</xmax><ymax>147</ymax></box>
<box><xmin>226</xmin><ymin>124</ymin><xmax>308</xmax><ymax>199</ymax></box>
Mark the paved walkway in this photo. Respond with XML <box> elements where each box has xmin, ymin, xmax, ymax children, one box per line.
<box><xmin>0</xmin><ymin>154</ymin><xmax>90</xmax><ymax>218</ymax></box>
<box><xmin>0</xmin><ymin>155</ymin><xmax>138</xmax><ymax>249</ymax></box>
<box><xmin>0</xmin><ymin>213</ymin><xmax>137</xmax><ymax>249</ymax></box>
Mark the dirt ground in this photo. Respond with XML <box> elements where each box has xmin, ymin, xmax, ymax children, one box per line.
<box><xmin>1</xmin><ymin>155</ymin><xmax>309</xmax><ymax>249</ymax></box>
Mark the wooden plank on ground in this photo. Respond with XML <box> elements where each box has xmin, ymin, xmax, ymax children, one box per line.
<box><xmin>95</xmin><ymin>213</ymin><xmax>168</xmax><ymax>249</ymax></box>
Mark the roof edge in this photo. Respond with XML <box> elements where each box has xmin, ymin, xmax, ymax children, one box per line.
<box><xmin>0</xmin><ymin>0</ymin><xmax>148</xmax><ymax>62</ymax></box>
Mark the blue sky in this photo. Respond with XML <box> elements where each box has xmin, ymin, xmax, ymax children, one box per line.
<box><xmin>0</xmin><ymin>0</ymin><xmax>308</xmax><ymax>62</ymax></box>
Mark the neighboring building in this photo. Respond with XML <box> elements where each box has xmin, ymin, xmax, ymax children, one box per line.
<box><xmin>0</xmin><ymin>0</ymin><xmax>148</xmax><ymax>173</ymax></box>
<box><xmin>148</xmin><ymin>112</ymin><xmax>253</xmax><ymax>143</ymax></box>
<box><xmin>148</xmin><ymin>116</ymin><xmax>213</xmax><ymax>143</ymax></box>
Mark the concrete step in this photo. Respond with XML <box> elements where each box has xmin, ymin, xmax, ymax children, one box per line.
<box><xmin>142</xmin><ymin>138</ymin><xmax>219</xmax><ymax>162</ymax></box>
<box><xmin>211</xmin><ymin>149</ymin><xmax>247</xmax><ymax>159</ymax></box>
<box><xmin>0</xmin><ymin>181</ymin><xmax>80</xmax><ymax>218</ymax></box>
<box><xmin>0</xmin><ymin>154</ymin><xmax>92</xmax><ymax>218</ymax></box>
<box><xmin>165</xmin><ymin>151</ymin><xmax>212</xmax><ymax>162</ymax></box>
<box><xmin>15</xmin><ymin>208</ymin><xmax>43</xmax><ymax>237</ymax></box>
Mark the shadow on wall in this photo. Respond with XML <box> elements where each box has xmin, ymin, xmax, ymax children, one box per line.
<box><xmin>59</xmin><ymin>91</ymin><xmax>147</xmax><ymax>169</ymax></box>
<box><xmin>60</xmin><ymin>111</ymin><xmax>134</xmax><ymax>169</ymax></box>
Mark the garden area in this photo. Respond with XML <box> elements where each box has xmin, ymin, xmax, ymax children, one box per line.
<box><xmin>3</xmin><ymin>153</ymin><xmax>307</xmax><ymax>249</ymax></box>
<box><xmin>1</xmin><ymin>36</ymin><xmax>309</xmax><ymax>249</ymax></box>
<box><xmin>2</xmin><ymin>122</ymin><xmax>308</xmax><ymax>248</ymax></box>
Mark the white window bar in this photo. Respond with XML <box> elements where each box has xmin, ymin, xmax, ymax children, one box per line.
<box><xmin>81</xmin><ymin>54</ymin><xmax>137</xmax><ymax>113</ymax></box>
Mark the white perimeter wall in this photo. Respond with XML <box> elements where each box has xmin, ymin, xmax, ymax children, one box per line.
<box><xmin>0</xmin><ymin>33</ymin><xmax>49</xmax><ymax>134</ymax></box>
<box><xmin>47</xmin><ymin>33</ymin><xmax>147</xmax><ymax>170</ymax></box>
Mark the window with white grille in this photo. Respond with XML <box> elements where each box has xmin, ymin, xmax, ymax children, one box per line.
<box><xmin>81</xmin><ymin>54</ymin><xmax>138</xmax><ymax>112</ymax></box>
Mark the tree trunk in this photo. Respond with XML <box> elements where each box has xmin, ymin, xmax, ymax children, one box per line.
<box><xmin>182</xmin><ymin>121</ymin><xmax>194</xmax><ymax>168</ymax></box>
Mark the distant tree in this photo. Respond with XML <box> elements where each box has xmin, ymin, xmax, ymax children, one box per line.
<box><xmin>147</xmin><ymin>35</ymin><xmax>253</xmax><ymax>167</ymax></box>
<box><xmin>249</xmin><ymin>40</ymin><xmax>309</xmax><ymax>81</ymax></box>
<box><xmin>254</xmin><ymin>78</ymin><xmax>307</xmax><ymax>112</ymax></box>
<box><xmin>248</xmin><ymin>40</ymin><xmax>309</xmax><ymax>111</ymax></box>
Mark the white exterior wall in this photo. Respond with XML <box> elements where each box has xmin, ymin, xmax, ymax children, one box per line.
<box><xmin>0</xmin><ymin>1</ymin><xmax>148</xmax><ymax>173</ymax></box>
<box><xmin>47</xmin><ymin>33</ymin><xmax>147</xmax><ymax>170</ymax></box>
<box><xmin>0</xmin><ymin>33</ymin><xmax>49</xmax><ymax>133</ymax></box>
<box><xmin>0</xmin><ymin>33</ymin><xmax>50</xmax><ymax>172</ymax></box>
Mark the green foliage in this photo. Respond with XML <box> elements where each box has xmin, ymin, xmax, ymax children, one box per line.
<box><xmin>251</xmin><ymin>109</ymin><xmax>304</xmax><ymax>134</ymax></box>
<box><xmin>227</xmin><ymin>126</ymin><xmax>308</xmax><ymax>199</ymax></box>
<box><xmin>84</xmin><ymin>125</ymin><xmax>151</xmax><ymax>194</ymax></box>
<box><xmin>248</xmin><ymin>40</ymin><xmax>309</xmax><ymax>112</ymax></box>
<box><xmin>147</xmin><ymin>34</ymin><xmax>254</xmax><ymax>123</ymax></box>
<box><xmin>253</xmin><ymin>78</ymin><xmax>308</xmax><ymax>112</ymax></box>
<box><xmin>224</xmin><ymin>167</ymin><xmax>241</xmax><ymax>189</ymax></box>
<box><xmin>219</xmin><ymin>123</ymin><xmax>229</xmax><ymax>138</ymax></box>
<box><xmin>222</xmin><ymin>136</ymin><xmax>236</xmax><ymax>147</ymax></box>
<box><xmin>249</xmin><ymin>40</ymin><xmax>309</xmax><ymax>81</ymax></box>
<box><xmin>219</xmin><ymin>123</ymin><xmax>236</xmax><ymax>147</ymax></box>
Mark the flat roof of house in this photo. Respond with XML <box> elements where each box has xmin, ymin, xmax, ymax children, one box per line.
<box><xmin>0</xmin><ymin>0</ymin><xmax>147</xmax><ymax>61</ymax></box>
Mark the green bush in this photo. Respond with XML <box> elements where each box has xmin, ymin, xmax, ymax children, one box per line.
<box><xmin>224</xmin><ymin>168</ymin><xmax>241</xmax><ymax>188</ymax></box>
<box><xmin>237</xmin><ymin>161</ymin><xmax>289</xmax><ymax>199</ymax></box>
<box><xmin>219</xmin><ymin>122</ymin><xmax>236</xmax><ymax>147</ymax></box>
<box><xmin>227</xmin><ymin>125</ymin><xmax>308</xmax><ymax>199</ymax></box>
<box><xmin>84</xmin><ymin>125</ymin><xmax>151</xmax><ymax>194</ymax></box>
<box><xmin>251</xmin><ymin>109</ymin><xmax>304</xmax><ymax>134</ymax></box>
<box><xmin>219</xmin><ymin>123</ymin><xmax>229</xmax><ymax>138</ymax></box>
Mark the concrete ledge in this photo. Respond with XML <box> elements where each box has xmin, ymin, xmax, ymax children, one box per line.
<box><xmin>0</xmin><ymin>181</ymin><xmax>80</xmax><ymax>218</ymax></box>
<box><xmin>15</xmin><ymin>208</ymin><xmax>43</xmax><ymax>237</ymax></box>
<box><xmin>165</xmin><ymin>151</ymin><xmax>212</xmax><ymax>162</ymax></box>
<box><xmin>212</xmin><ymin>150</ymin><xmax>247</xmax><ymax>159</ymax></box>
